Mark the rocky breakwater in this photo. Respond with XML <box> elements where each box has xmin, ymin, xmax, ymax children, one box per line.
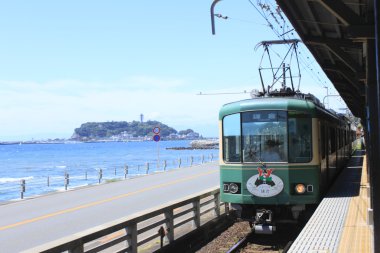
<box><xmin>166</xmin><ymin>139</ymin><xmax>219</xmax><ymax>150</ymax></box>
<box><xmin>190</xmin><ymin>139</ymin><xmax>219</xmax><ymax>149</ymax></box>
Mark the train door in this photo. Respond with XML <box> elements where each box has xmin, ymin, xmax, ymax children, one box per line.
<box><xmin>328</xmin><ymin>126</ymin><xmax>337</xmax><ymax>183</ymax></box>
<box><xmin>320</xmin><ymin>122</ymin><xmax>328</xmax><ymax>194</ymax></box>
<box><xmin>337</xmin><ymin>129</ymin><xmax>341</xmax><ymax>169</ymax></box>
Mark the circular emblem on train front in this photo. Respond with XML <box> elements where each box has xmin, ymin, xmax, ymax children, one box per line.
<box><xmin>246</xmin><ymin>168</ymin><xmax>284</xmax><ymax>197</ymax></box>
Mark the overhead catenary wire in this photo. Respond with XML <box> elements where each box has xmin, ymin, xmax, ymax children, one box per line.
<box><xmin>246</xmin><ymin>0</ymin><xmax>336</xmax><ymax>93</ymax></box>
<box><xmin>254</xmin><ymin>37</ymin><xmax>302</xmax><ymax>93</ymax></box>
<box><xmin>210</xmin><ymin>0</ymin><xmax>337</xmax><ymax>97</ymax></box>
<box><xmin>197</xmin><ymin>91</ymin><xmax>250</xmax><ymax>95</ymax></box>
<box><xmin>214</xmin><ymin>13</ymin><xmax>269</xmax><ymax>27</ymax></box>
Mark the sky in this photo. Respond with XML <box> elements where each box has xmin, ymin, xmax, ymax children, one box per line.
<box><xmin>0</xmin><ymin>0</ymin><xmax>348</xmax><ymax>141</ymax></box>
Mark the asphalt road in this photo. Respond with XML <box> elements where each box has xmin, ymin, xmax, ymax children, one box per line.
<box><xmin>0</xmin><ymin>162</ymin><xmax>219</xmax><ymax>252</ymax></box>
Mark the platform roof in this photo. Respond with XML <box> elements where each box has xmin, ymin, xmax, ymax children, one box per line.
<box><xmin>276</xmin><ymin>0</ymin><xmax>374</xmax><ymax>119</ymax></box>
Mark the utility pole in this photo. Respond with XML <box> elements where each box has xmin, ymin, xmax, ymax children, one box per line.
<box><xmin>210</xmin><ymin>0</ymin><xmax>221</xmax><ymax>35</ymax></box>
<box><xmin>323</xmin><ymin>86</ymin><xmax>329</xmax><ymax>108</ymax></box>
<box><xmin>323</xmin><ymin>94</ymin><xmax>340</xmax><ymax>108</ymax></box>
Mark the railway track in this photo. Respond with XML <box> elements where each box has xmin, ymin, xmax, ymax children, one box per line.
<box><xmin>226</xmin><ymin>234</ymin><xmax>249</xmax><ymax>253</ymax></box>
<box><xmin>196</xmin><ymin>221</ymin><xmax>302</xmax><ymax>253</ymax></box>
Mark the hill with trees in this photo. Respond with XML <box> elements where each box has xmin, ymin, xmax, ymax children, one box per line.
<box><xmin>71</xmin><ymin>120</ymin><xmax>199</xmax><ymax>141</ymax></box>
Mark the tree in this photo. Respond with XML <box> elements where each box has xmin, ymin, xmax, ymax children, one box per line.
<box><xmin>178</xmin><ymin>129</ymin><xmax>194</xmax><ymax>135</ymax></box>
<box><xmin>72</xmin><ymin>120</ymin><xmax>179</xmax><ymax>140</ymax></box>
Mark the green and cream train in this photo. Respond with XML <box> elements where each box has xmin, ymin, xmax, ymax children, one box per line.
<box><xmin>219</xmin><ymin>94</ymin><xmax>355</xmax><ymax>233</ymax></box>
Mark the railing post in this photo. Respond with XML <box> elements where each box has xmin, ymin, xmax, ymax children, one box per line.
<box><xmin>211</xmin><ymin>153</ymin><xmax>214</xmax><ymax>162</ymax></box>
<box><xmin>85</xmin><ymin>171</ymin><xmax>87</xmax><ymax>180</ymax></box>
<box><xmin>20</xmin><ymin>179</ymin><xmax>25</xmax><ymax>199</ymax></box>
<box><xmin>190</xmin><ymin>156</ymin><xmax>193</xmax><ymax>166</ymax></box>
<box><xmin>146</xmin><ymin>162</ymin><xmax>149</xmax><ymax>174</ymax></box>
<box><xmin>47</xmin><ymin>176</ymin><xmax>50</xmax><ymax>187</ymax></box>
<box><xmin>164</xmin><ymin>210</ymin><xmax>174</xmax><ymax>243</ymax></box>
<box><xmin>214</xmin><ymin>192</ymin><xmax>221</xmax><ymax>217</ymax></box>
<box><xmin>164</xmin><ymin>160</ymin><xmax>167</xmax><ymax>171</ymax></box>
<box><xmin>68</xmin><ymin>241</ymin><xmax>84</xmax><ymax>253</ymax></box>
<box><xmin>178</xmin><ymin>158</ymin><xmax>181</xmax><ymax>168</ymax></box>
<box><xmin>201</xmin><ymin>155</ymin><xmax>205</xmax><ymax>164</ymax></box>
<box><xmin>126</xmin><ymin>224</ymin><xmax>138</xmax><ymax>253</ymax></box>
<box><xmin>98</xmin><ymin>169</ymin><xmax>103</xmax><ymax>184</ymax></box>
<box><xmin>114</xmin><ymin>167</ymin><xmax>117</xmax><ymax>176</ymax></box>
<box><xmin>124</xmin><ymin>165</ymin><xmax>128</xmax><ymax>179</ymax></box>
<box><xmin>225</xmin><ymin>202</ymin><xmax>230</xmax><ymax>215</ymax></box>
<box><xmin>193</xmin><ymin>199</ymin><xmax>201</xmax><ymax>228</ymax></box>
<box><xmin>65</xmin><ymin>173</ymin><xmax>69</xmax><ymax>190</ymax></box>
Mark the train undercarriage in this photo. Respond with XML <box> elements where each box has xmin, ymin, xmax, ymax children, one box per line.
<box><xmin>231</xmin><ymin>203</ymin><xmax>316</xmax><ymax>234</ymax></box>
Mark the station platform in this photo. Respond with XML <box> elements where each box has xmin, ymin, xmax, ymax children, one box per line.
<box><xmin>288</xmin><ymin>150</ymin><xmax>373</xmax><ymax>253</ymax></box>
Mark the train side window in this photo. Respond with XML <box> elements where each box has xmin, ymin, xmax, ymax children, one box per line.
<box><xmin>337</xmin><ymin>130</ymin><xmax>340</xmax><ymax>149</ymax></box>
<box><xmin>321</xmin><ymin>125</ymin><xmax>326</xmax><ymax>159</ymax></box>
<box><xmin>288</xmin><ymin>117</ymin><xmax>312</xmax><ymax>163</ymax></box>
<box><xmin>345</xmin><ymin>130</ymin><xmax>347</xmax><ymax>145</ymax></box>
<box><xmin>330</xmin><ymin>127</ymin><xmax>336</xmax><ymax>153</ymax></box>
<box><xmin>222</xmin><ymin>113</ymin><xmax>241</xmax><ymax>163</ymax></box>
<box><xmin>345</xmin><ymin>130</ymin><xmax>348</xmax><ymax>145</ymax></box>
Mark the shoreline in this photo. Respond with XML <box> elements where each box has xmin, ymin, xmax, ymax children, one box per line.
<box><xmin>167</xmin><ymin>139</ymin><xmax>219</xmax><ymax>150</ymax></box>
<box><xmin>0</xmin><ymin>138</ymin><xmax>218</xmax><ymax>146</ymax></box>
<box><xmin>166</xmin><ymin>146</ymin><xmax>219</xmax><ymax>150</ymax></box>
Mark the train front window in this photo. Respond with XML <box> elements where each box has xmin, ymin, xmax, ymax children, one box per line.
<box><xmin>288</xmin><ymin>115</ymin><xmax>312</xmax><ymax>163</ymax></box>
<box><xmin>223</xmin><ymin>113</ymin><xmax>241</xmax><ymax>162</ymax></box>
<box><xmin>242</xmin><ymin>111</ymin><xmax>288</xmax><ymax>163</ymax></box>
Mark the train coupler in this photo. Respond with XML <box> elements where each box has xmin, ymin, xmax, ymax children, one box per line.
<box><xmin>255</xmin><ymin>209</ymin><xmax>273</xmax><ymax>224</ymax></box>
<box><xmin>253</xmin><ymin>209</ymin><xmax>276</xmax><ymax>234</ymax></box>
<box><xmin>253</xmin><ymin>224</ymin><xmax>276</xmax><ymax>234</ymax></box>
<box><xmin>250</xmin><ymin>209</ymin><xmax>276</xmax><ymax>234</ymax></box>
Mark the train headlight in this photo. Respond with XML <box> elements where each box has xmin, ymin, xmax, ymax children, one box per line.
<box><xmin>223</xmin><ymin>182</ymin><xmax>241</xmax><ymax>194</ymax></box>
<box><xmin>229</xmin><ymin>183</ymin><xmax>239</xmax><ymax>194</ymax></box>
<box><xmin>295</xmin><ymin>184</ymin><xmax>306</xmax><ymax>194</ymax></box>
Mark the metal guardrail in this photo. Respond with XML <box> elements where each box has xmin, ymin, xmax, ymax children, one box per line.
<box><xmin>22</xmin><ymin>187</ymin><xmax>228</xmax><ymax>253</ymax></box>
<box><xmin>0</xmin><ymin>154</ymin><xmax>217</xmax><ymax>202</ymax></box>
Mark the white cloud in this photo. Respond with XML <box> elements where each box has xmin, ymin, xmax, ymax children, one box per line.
<box><xmin>0</xmin><ymin>77</ymin><xmax>348</xmax><ymax>141</ymax></box>
<box><xmin>0</xmin><ymin>78</ymin><xmax>237</xmax><ymax>140</ymax></box>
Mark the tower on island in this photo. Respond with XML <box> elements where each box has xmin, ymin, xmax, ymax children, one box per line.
<box><xmin>140</xmin><ymin>114</ymin><xmax>144</xmax><ymax>123</ymax></box>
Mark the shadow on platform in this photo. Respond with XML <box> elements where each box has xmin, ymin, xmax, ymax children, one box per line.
<box><xmin>326</xmin><ymin>149</ymin><xmax>365</xmax><ymax>199</ymax></box>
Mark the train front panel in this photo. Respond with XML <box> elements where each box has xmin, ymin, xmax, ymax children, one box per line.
<box><xmin>220</xmin><ymin>164</ymin><xmax>320</xmax><ymax>206</ymax></box>
<box><xmin>219</xmin><ymin>98</ymin><xmax>321</xmax><ymax>207</ymax></box>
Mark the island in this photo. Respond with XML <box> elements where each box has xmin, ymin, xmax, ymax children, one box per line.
<box><xmin>0</xmin><ymin>120</ymin><xmax>215</xmax><ymax>146</ymax></box>
<box><xmin>70</xmin><ymin>120</ymin><xmax>201</xmax><ymax>142</ymax></box>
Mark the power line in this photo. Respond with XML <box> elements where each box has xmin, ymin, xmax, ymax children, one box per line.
<box><xmin>214</xmin><ymin>13</ymin><xmax>269</xmax><ymax>26</ymax></box>
<box><xmin>212</xmin><ymin>0</ymin><xmax>337</xmax><ymax>96</ymax></box>
<box><xmin>246</xmin><ymin>0</ymin><xmax>336</xmax><ymax>93</ymax></box>
<box><xmin>196</xmin><ymin>90</ymin><xmax>250</xmax><ymax>96</ymax></box>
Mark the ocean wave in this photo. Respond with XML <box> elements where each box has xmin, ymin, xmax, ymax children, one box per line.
<box><xmin>0</xmin><ymin>176</ymin><xmax>34</xmax><ymax>184</ymax></box>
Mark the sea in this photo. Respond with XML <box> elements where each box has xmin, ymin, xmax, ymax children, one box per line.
<box><xmin>0</xmin><ymin>140</ymin><xmax>219</xmax><ymax>203</ymax></box>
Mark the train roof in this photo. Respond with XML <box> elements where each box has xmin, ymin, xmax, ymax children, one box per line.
<box><xmin>219</xmin><ymin>95</ymin><xmax>344</xmax><ymax>123</ymax></box>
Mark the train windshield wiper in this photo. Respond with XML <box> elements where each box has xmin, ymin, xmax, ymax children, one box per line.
<box><xmin>256</xmin><ymin>157</ymin><xmax>267</xmax><ymax>168</ymax></box>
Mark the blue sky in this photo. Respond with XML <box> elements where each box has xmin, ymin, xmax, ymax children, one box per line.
<box><xmin>0</xmin><ymin>0</ymin><xmax>347</xmax><ymax>141</ymax></box>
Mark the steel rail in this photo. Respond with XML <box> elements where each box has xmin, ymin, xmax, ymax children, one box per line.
<box><xmin>226</xmin><ymin>231</ymin><xmax>252</xmax><ymax>253</ymax></box>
